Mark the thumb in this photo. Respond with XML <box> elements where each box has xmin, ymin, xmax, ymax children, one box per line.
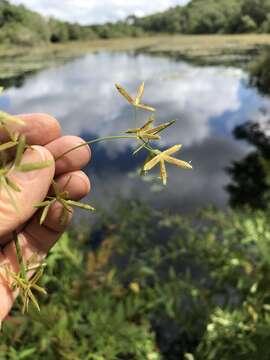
<box><xmin>0</xmin><ymin>146</ymin><xmax>55</xmax><ymax>239</ymax></box>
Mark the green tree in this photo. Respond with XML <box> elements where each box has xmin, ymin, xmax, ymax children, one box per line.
<box><xmin>239</xmin><ymin>15</ymin><xmax>257</xmax><ymax>33</ymax></box>
<box><xmin>261</xmin><ymin>14</ymin><xmax>270</xmax><ymax>32</ymax></box>
<box><xmin>49</xmin><ymin>18</ymin><xmax>69</xmax><ymax>43</ymax></box>
<box><xmin>242</xmin><ymin>0</ymin><xmax>270</xmax><ymax>27</ymax></box>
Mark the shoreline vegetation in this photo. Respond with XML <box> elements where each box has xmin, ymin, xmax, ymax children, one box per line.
<box><xmin>2</xmin><ymin>34</ymin><xmax>270</xmax><ymax>85</ymax></box>
<box><xmin>2</xmin><ymin>0</ymin><xmax>270</xmax><ymax>84</ymax></box>
<box><xmin>3</xmin><ymin>201</ymin><xmax>270</xmax><ymax>359</ymax></box>
<box><xmin>2</xmin><ymin>0</ymin><xmax>270</xmax><ymax>45</ymax></box>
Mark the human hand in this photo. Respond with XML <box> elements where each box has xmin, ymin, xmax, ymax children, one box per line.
<box><xmin>0</xmin><ymin>114</ymin><xmax>91</xmax><ymax>320</ymax></box>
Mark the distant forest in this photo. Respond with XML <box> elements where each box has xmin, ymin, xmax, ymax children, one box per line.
<box><xmin>1</xmin><ymin>0</ymin><xmax>270</xmax><ymax>45</ymax></box>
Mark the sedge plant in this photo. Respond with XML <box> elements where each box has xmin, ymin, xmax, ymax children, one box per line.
<box><xmin>0</xmin><ymin>82</ymin><xmax>192</xmax><ymax>315</ymax></box>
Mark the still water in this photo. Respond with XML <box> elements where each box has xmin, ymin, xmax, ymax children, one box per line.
<box><xmin>1</xmin><ymin>51</ymin><xmax>270</xmax><ymax>214</ymax></box>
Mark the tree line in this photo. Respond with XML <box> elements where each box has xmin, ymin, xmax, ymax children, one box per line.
<box><xmin>134</xmin><ymin>0</ymin><xmax>270</xmax><ymax>34</ymax></box>
<box><xmin>1</xmin><ymin>0</ymin><xmax>270</xmax><ymax>46</ymax></box>
<box><xmin>0</xmin><ymin>0</ymin><xmax>143</xmax><ymax>45</ymax></box>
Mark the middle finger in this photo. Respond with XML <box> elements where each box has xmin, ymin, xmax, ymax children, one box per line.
<box><xmin>45</xmin><ymin>135</ymin><xmax>91</xmax><ymax>175</ymax></box>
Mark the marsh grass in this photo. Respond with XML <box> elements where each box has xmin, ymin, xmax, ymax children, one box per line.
<box><xmin>2</xmin><ymin>34</ymin><xmax>270</xmax><ymax>85</ymax></box>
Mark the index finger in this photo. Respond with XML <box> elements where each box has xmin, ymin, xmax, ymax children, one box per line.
<box><xmin>0</xmin><ymin>113</ymin><xmax>61</xmax><ymax>145</ymax></box>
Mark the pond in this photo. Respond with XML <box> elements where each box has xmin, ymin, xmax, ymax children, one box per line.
<box><xmin>1</xmin><ymin>51</ymin><xmax>270</xmax><ymax>216</ymax></box>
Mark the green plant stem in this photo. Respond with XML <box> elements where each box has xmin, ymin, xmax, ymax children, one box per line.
<box><xmin>140</xmin><ymin>139</ymin><xmax>159</xmax><ymax>155</ymax></box>
<box><xmin>13</xmin><ymin>231</ymin><xmax>26</xmax><ymax>279</ymax></box>
<box><xmin>55</xmin><ymin>135</ymin><xmax>138</xmax><ymax>161</ymax></box>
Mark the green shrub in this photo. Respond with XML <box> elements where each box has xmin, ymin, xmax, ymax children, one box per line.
<box><xmin>250</xmin><ymin>51</ymin><xmax>270</xmax><ymax>94</ymax></box>
<box><xmin>0</xmin><ymin>23</ymin><xmax>42</xmax><ymax>46</ymax></box>
<box><xmin>2</xmin><ymin>201</ymin><xmax>270</xmax><ymax>359</ymax></box>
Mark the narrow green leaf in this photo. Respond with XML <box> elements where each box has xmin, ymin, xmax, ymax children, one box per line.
<box><xmin>27</xmin><ymin>290</ymin><xmax>40</xmax><ymax>312</ymax></box>
<box><xmin>0</xmin><ymin>111</ymin><xmax>25</xmax><ymax>126</ymax></box>
<box><xmin>22</xmin><ymin>293</ymin><xmax>29</xmax><ymax>314</ymax></box>
<box><xmin>2</xmin><ymin>177</ymin><xmax>19</xmax><ymax>212</ymax></box>
<box><xmin>40</xmin><ymin>203</ymin><xmax>51</xmax><ymax>225</ymax></box>
<box><xmin>3</xmin><ymin>125</ymin><xmax>18</xmax><ymax>142</ymax></box>
<box><xmin>52</xmin><ymin>180</ymin><xmax>59</xmax><ymax>196</ymax></box>
<box><xmin>15</xmin><ymin>135</ymin><xmax>26</xmax><ymax>167</ymax></box>
<box><xmin>35</xmin><ymin>200</ymin><xmax>52</xmax><ymax>208</ymax></box>
<box><xmin>60</xmin><ymin>206</ymin><xmax>69</xmax><ymax>226</ymax></box>
<box><xmin>0</xmin><ymin>141</ymin><xmax>17</xmax><ymax>152</ymax></box>
<box><xmin>16</xmin><ymin>160</ymin><xmax>53</xmax><ymax>172</ymax></box>
<box><xmin>133</xmin><ymin>143</ymin><xmax>145</xmax><ymax>155</ymax></box>
<box><xmin>66</xmin><ymin>200</ymin><xmax>95</xmax><ymax>211</ymax></box>
<box><xmin>152</xmin><ymin>120</ymin><xmax>176</xmax><ymax>135</ymax></box>
<box><xmin>30</xmin><ymin>269</ymin><xmax>43</xmax><ymax>285</ymax></box>
<box><xmin>31</xmin><ymin>284</ymin><xmax>47</xmax><ymax>295</ymax></box>
<box><xmin>6</xmin><ymin>177</ymin><xmax>21</xmax><ymax>192</ymax></box>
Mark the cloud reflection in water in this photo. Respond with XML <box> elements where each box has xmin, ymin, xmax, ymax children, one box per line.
<box><xmin>1</xmin><ymin>52</ymin><xmax>270</xmax><ymax>213</ymax></box>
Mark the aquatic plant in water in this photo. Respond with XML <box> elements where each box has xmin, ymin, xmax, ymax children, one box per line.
<box><xmin>0</xmin><ymin>82</ymin><xmax>192</xmax><ymax>315</ymax></box>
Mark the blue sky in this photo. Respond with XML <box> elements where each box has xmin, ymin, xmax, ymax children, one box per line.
<box><xmin>9</xmin><ymin>0</ymin><xmax>189</xmax><ymax>24</ymax></box>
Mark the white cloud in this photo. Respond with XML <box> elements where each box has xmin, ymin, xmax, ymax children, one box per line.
<box><xmin>9</xmin><ymin>0</ymin><xmax>189</xmax><ymax>24</ymax></box>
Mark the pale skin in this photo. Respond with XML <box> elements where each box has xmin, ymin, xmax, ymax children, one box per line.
<box><xmin>0</xmin><ymin>113</ymin><xmax>91</xmax><ymax>321</ymax></box>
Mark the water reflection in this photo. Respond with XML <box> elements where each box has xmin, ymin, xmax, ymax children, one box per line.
<box><xmin>1</xmin><ymin>51</ymin><xmax>270</xmax><ymax>213</ymax></box>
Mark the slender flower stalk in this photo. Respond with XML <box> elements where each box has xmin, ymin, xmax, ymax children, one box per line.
<box><xmin>55</xmin><ymin>135</ymin><xmax>137</xmax><ymax>161</ymax></box>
